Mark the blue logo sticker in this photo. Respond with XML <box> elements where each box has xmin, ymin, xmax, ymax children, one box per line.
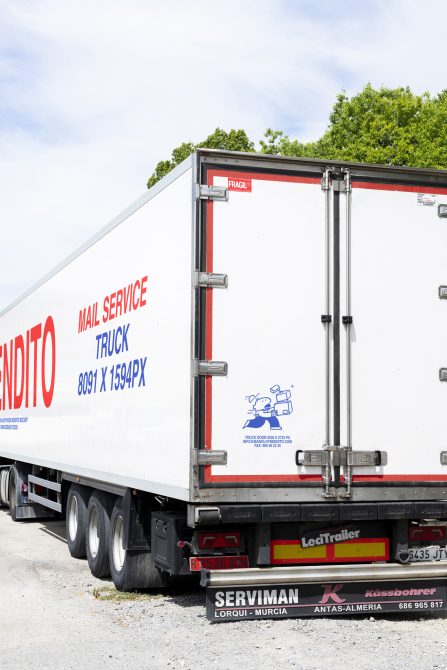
<box><xmin>243</xmin><ymin>384</ymin><xmax>293</xmax><ymax>431</ymax></box>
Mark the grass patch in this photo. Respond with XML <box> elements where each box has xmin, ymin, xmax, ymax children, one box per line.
<box><xmin>93</xmin><ymin>586</ymin><xmax>164</xmax><ymax>602</ymax></box>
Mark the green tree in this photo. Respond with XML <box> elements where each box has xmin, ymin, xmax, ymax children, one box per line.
<box><xmin>307</xmin><ymin>85</ymin><xmax>447</xmax><ymax>167</ymax></box>
<box><xmin>147</xmin><ymin>128</ymin><xmax>254</xmax><ymax>188</ymax></box>
<box><xmin>147</xmin><ymin>86</ymin><xmax>447</xmax><ymax>187</ymax></box>
<box><xmin>263</xmin><ymin>85</ymin><xmax>447</xmax><ymax>168</ymax></box>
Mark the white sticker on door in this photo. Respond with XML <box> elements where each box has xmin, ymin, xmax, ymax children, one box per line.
<box><xmin>417</xmin><ymin>193</ymin><xmax>437</xmax><ymax>206</ymax></box>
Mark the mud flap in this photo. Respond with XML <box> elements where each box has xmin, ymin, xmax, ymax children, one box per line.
<box><xmin>206</xmin><ymin>580</ymin><xmax>447</xmax><ymax>622</ymax></box>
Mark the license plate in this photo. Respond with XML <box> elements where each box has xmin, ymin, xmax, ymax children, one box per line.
<box><xmin>408</xmin><ymin>546</ymin><xmax>447</xmax><ymax>562</ymax></box>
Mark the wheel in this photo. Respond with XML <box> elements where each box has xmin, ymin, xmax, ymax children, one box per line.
<box><xmin>86</xmin><ymin>491</ymin><xmax>114</xmax><ymax>578</ymax></box>
<box><xmin>109</xmin><ymin>498</ymin><xmax>169</xmax><ymax>592</ymax></box>
<box><xmin>66</xmin><ymin>485</ymin><xmax>90</xmax><ymax>558</ymax></box>
<box><xmin>8</xmin><ymin>468</ymin><xmax>17</xmax><ymax>521</ymax></box>
<box><xmin>0</xmin><ymin>470</ymin><xmax>5</xmax><ymax>506</ymax></box>
<box><xmin>0</xmin><ymin>468</ymin><xmax>10</xmax><ymax>507</ymax></box>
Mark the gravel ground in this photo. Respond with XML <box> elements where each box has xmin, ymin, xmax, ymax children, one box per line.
<box><xmin>1</xmin><ymin>508</ymin><xmax>447</xmax><ymax>669</ymax></box>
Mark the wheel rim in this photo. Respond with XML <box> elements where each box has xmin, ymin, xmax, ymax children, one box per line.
<box><xmin>112</xmin><ymin>514</ymin><xmax>125</xmax><ymax>572</ymax></box>
<box><xmin>68</xmin><ymin>495</ymin><xmax>78</xmax><ymax>542</ymax></box>
<box><xmin>88</xmin><ymin>506</ymin><xmax>99</xmax><ymax>559</ymax></box>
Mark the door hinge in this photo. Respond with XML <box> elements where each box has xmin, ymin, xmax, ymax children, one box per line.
<box><xmin>321</xmin><ymin>169</ymin><xmax>331</xmax><ymax>191</ymax></box>
<box><xmin>296</xmin><ymin>447</ymin><xmax>387</xmax><ymax>499</ymax></box>
<box><xmin>194</xmin><ymin>360</ymin><xmax>228</xmax><ymax>376</ymax></box>
<box><xmin>332</xmin><ymin>169</ymin><xmax>351</xmax><ymax>193</ymax></box>
<box><xmin>344</xmin><ymin>169</ymin><xmax>352</xmax><ymax>192</ymax></box>
<box><xmin>195</xmin><ymin>272</ymin><xmax>228</xmax><ymax>289</ymax></box>
<box><xmin>296</xmin><ymin>450</ymin><xmax>332</xmax><ymax>466</ymax></box>
<box><xmin>321</xmin><ymin>168</ymin><xmax>351</xmax><ymax>192</ymax></box>
<box><xmin>332</xmin><ymin>179</ymin><xmax>346</xmax><ymax>193</ymax></box>
<box><xmin>194</xmin><ymin>450</ymin><xmax>227</xmax><ymax>466</ymax></box>
<box><xmin>296</xmin><ymin>448</ymin><xmax>386</xmax><ymax>468</ymax></box>
<box><xmin>345</xmin><ymin>449</ymin><xmax>387</xmax><ymax>466</ymax></box>
<box><xmin>196</xmin><ymin>184</ymin><xmax>229</xmax><ymax>201</ymax></box>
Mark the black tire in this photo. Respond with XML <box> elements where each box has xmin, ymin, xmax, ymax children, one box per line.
<box><xmin>8</xmin><ymin>467</ymin><xmax>17</xmax><ymax>522</ymax></box>
<box><xmin>66</xmin><ymin>484</ymin><xmax>90</xmax><ymax>558</ymax></box>
<box><xmin>109</xmin><ymin>498</ymin><xmax>169</xmax><ymax>592</ymax></box>
<box><xmin>86</xmin><ymin>491</ymin><xmax>114</xmax><ymax>578</ymax></box>
<box><xmin>0</xmin><ymin>468</ymin><xmax>10</xmax><ymax>508</ymax></box>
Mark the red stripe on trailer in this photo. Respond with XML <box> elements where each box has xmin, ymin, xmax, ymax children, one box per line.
<box><xmin>203</xmin><ymin>169</ymin><xmax>447</xmax><ymax>485</ymax></box>
<box><xmin>353</xmin><ymin>181</ymin><xmax>447</xmax><ymax>194</ymax></box>
<box><xmin>209</xmin><ymin>170</ymin><xmax>321</xmax><ymax>186</ymax></box>
<box><xmin>205</xmin><ymin>474</ymin><xmax>322</xmax><ymax>483</ymax></box>
<box><xmin>353</xmin><ymin>475</ymin><xmax>447</xmax><ymax>482</ymax></box>
<box><xmin>203</xmin><ymin>169</ymin><xmax>321</xmax><ymax>485</ymax></box>
<box><xmin>207</xmin><ymin>473</ymin><xmax>447</xmax><ymax>483</ymax></box>
<box><xmin>204</xmin><ymin>197</ymin><xmax>214</xmax><ymax>483</ymax></box>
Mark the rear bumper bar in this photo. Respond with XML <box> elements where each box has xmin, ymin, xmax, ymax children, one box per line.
<box><xmin>201</xmin><ymin>561</ymin><xmax>447</xmax><ymax>587</ymax></box>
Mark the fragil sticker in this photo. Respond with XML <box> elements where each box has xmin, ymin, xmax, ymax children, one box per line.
<box><xmin>228</xmin><ymin>177</ymin><xmax>252</xmax><ymax>192</ymax></box>
<box><xmin>242</xmin><ymin>384</ymin><xmax>293</xmax><ymax>448</ymax></box>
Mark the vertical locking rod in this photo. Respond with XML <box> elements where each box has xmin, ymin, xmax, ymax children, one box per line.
<box><xmin>343</xmin><ymin>169</ymin><xmax>353</xmax><ymax>498</ymax></box>
<box><xmin>322</xmin><ymin>169</ymin><xmax>331</xmax><ymax>448</ymax></box>
<box><xmin>345</xmin><ymin>169</ymin><xmax>352</xmax><ymax>450</ymax></box>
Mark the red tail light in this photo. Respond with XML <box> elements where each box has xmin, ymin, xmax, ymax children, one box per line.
<box><xmin>197</xmin><ymin>531</ymin><xmax>241</xmax><ymax>550</ymax></box>
<box><xmin>190</xmin><ymin>555</ymin><xmax>248</xmax><ymax>571</ymax></box>
<box><xmin>409</xmin><ymin>526</ymin><xmax>446</xmax><ymax>543</ymax></box>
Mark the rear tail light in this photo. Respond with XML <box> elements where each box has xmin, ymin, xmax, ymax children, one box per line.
<box><xmin>197</xmin><ymin>531</ymin><xmax>241</xmax><ymax>550</ymax></box>
<box><xmin>190</xmin><ymin>555</ymin><xmax>248</xmax><ymax>571</ymax></box>
<box><xmin>409</xmin><ymin>526</ymin><xmax>446</xmax><ymax>544</ymax></box>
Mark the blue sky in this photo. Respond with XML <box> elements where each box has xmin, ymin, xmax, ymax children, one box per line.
<box><xmin>1</xmin><ymin>0</ymin><xmax>447</xmax><ymax>309</ymax></box>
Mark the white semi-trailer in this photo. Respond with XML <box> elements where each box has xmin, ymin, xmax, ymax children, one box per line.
<box><xmin>2</xmin><ymin>149</ymin><xmax>447</xmax><ymax>620</ymax></box>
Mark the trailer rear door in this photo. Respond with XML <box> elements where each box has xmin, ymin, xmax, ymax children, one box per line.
<box><xmin>345</xmin><ymin>181</ymin><xmax>447</xmax><ymax>483</ymax></box>
<box><xmin>196</xmin><ymin>156</ymin><xmax>447</xmax><ymax>498</ymax></box>
<box><xmin>199</xmin><ymin>168</ymin><xmax>327</xmax><ymax>486</ymax></box>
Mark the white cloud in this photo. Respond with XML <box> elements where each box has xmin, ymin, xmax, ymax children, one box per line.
<box><xmin>0</xmin><ymin>0</ymin><xmax>446</xmax><ymax>309</ymax></box>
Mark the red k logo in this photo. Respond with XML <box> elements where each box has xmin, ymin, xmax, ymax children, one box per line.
<box><xmin>319</xmin><ymin>584</ymin><xmax>346</xmax><ymax>604</ymax></box>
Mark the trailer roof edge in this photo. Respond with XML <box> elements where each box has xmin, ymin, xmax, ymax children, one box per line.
<box><xmin>196</xmin><ymin>148</ymin><xmax>447</xmax><ymax>182</ymax></box>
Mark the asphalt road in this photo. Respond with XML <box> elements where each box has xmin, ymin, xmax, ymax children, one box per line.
<box><xmin>1</xmin><ymin>508</ymin><xmax>447</xmax><ymax>670</ymax></box>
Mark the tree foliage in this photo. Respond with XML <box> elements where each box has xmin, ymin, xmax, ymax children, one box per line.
<box><xmin>307</xmin><ymin>85</ymin><xmax>447</xmax><ymax>167</ymax></box>
<box><xmin>147</xmin><ymin>85</ymin><xmax>447</xmax><ymax>187</ymax></box>
<box><xmin>147</xmin><ymin>128</ymin><xmax>254</xmax><ymax>188</ymax></box>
